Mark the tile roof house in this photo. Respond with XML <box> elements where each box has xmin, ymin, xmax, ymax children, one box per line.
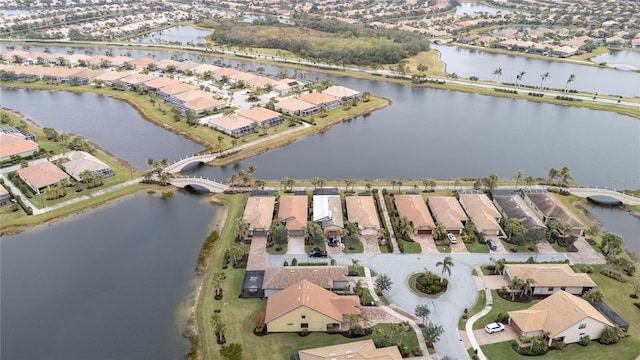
<box><xmin>117</xmin><ymin>73</ymin><xmax>158</xmax><ymax>89</ymax></box>
<box><xmin>394</xmin><ymin>194</ymin><xmax>436</xmax><ymax>235</ymax></box>
<box><xmin>273</xmin><ymin>78</ymin><xmax>305</xmax><ymax>94</ymax></box>
<box><xmin>156</xmin><ymin>82</ymin><xmax>199</xmax><ymax>101</ymax></box>
<box><xmin>278</xmin><ymin>195</ymin><xmax>308</xmax><ymax>236</ymax></box>
<box><xmin>504</xmin><ymin>264</ymin><xmax>597</xmax><ymax>296</ymax></box>
<box><xmin>244</xmin><ymin>75</ymin><xmax>276</xmax><ymax>90</ymax></box>
<box><xmin>491</xmin><ymin>191</ymin><xmax>547</xmax><ymax>230</ymax></box>
<box><xmin>242</xmin><ymin>195</ymin><xmax>276</xmax><ymax>237</ymax></box>
<box><xmin>313</xmin><ymin>195</ymin><xmax>344</xmax><ymax>239</ymax></box>
<box><xmin>238</xmin><ymin>107</ymin><xmax>283</xmax><ymax>127</ymax></box>
<box><xmin>191</xmin><ymin>63</ymin><xmax>221</xmax><ymax>77</ymax></box>
<box><xmin>299</xmin><ymin>91</ymin><xmax>341</xmax><ymax>110</ymax></box>
<box><xmin>265</xmin><ymin>279</ymin><xmax>360</xmax><ymax>333</ymax></box>
<box><xmin>0</xmin><ymin>133</ymin><xmax>39</xmax><ymax>162</ymax></box>
<box><xmin>0</xmin><ymin>184</ymin><xmax>12</xmax><ymax>205</ymax></box>
<box><xmin>17</xmin><ymin>162</ymin><xmax>70</xmax><ymax>194</ymax></box>
<box><xmin>275</xmin><ymin>97</ymin><xmax>318</xmax><ymax>116</ymax></box>
<box><xmin>94</xmin><ymin>70</ymin><xmax>132</xmax><ymax>84</ymax></box>
<box><xmin>61</xmin><ymin>151</ymin><xmax>114</xmax><ymax>181</ymax></box>
<box><xmin>345</xmin><ymin>195</ymin><xmax>381</xmax><ymax>236</ymax></box>
<box><xmin>207</xmin><ymin>114</ymin><xmax>255</xmax><ymax>138</ymax></box>
<box><xmin>508</xmin><ymin>290</ymin><xmax>613</xmax><ymax>346</ymax></box>
<box><xmin>143</xmin><ymin>77</ymin><xmax>181</xmax><ymax>92</ymax></box>
<box><xmin>322</xmin><ymin>85</ymin><xmax>361</xmax><ymax>100</ymax></box>
<box><xmin>458</xmin><ymin>192</ymin><xmax>503</xmax><ymax>236</ymax></box>
<box><xmin>262</xmin><ymin>266</ymin><xmax>349</xmax><ymax>297</ymax></box>
<box><xmin>523</xmin><ymin>192</ymin><xmax>585</xmax><ymax>235</ymax></box>
<box><xmin>183</xmin><ymin>97</ymin><xmax>226</xmax><ymax>115</ymax></box>
<box><xmin>427</xmin><ymin>196</ymin><xmax>467</xmax><ymax>234</ymax></box>
<box><xmin>297</xmin><ymin>339</ymin><xmax>403</xmax><ymax>360</ymax></box>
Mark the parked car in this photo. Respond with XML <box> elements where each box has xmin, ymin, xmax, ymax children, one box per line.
<box><xmin>447</xmin><ymin>233</ymin><xmax>457</xmax><ymax>244</ymax></box>
<box><xmin>485</xmin><ymin>322</ymin><xmax>505</xmax><ymax>334</ymax></box>
<box><xmin>486</xmin><ymin>239</ymin><xmax>497</xmax><ymax>251</ymax></box>
<box><xmin>308</xmin><ymin>247</ymin><xmax>328</xmax><ymax>258</ymax></box>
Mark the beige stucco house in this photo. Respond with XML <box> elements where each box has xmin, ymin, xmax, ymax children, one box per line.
<box><xmin>265</xmin><ymin>279</ymin><xmax>360</xmax><ymax>333</ymax></box>
<box><xmin>278</xmin><ymin>195</ymin><xmax>308</xmax><ymax>237</ymax></box>
<box><xmin>345</xmin><ymin>195</ymin><xmax>381</xmax><ymax>236</ymax></box>
<box><xmin>262</xmin><ymin>266</ymin><xmax>349</xmax><ymax>297</ymax></box>
<box><xmin>242</xmin><ymin>196</ymin><xmax>276</xmax><ymax>237</ymax></box>
<box><xmin>297</xmin><ymin>339</ymin><xmax>402</xmax><ymax>360</ymax></box>
<box><xmin>394</xmin><ymin>194</ymin><xmax>436</xmax><ymax>235</ymax></box>
<box><xmin>427</xmin><ymin>196</ymin><xmax>467</xmax><ymax>234</ymax></box>
<box><xmin>523</xmin><ymin>192</ymin><xmax>585</xmax><ymax>236</ymax></box>
<box><xmin>458</xmin><ymin>192</ymin><xmax>503</xmax><ymax>236</ymax></box>
<box><xmin>509</xmin><ymin>290</ymin><xmax>613</xmax><ymax>346</ymax></box>
<box><xmin>504</xmin><ymin>264</ymin><xmax>597</xmax><ymax>296</ymax></box>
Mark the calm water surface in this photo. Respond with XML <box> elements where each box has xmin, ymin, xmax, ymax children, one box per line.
<box><xmin>456</xmin><ymin>2</ymin><xmax>513</xmax><ymax>15</ymax></box>
<box><xmin>588</xmin><ymin>205</ymin><xmax>640</xmax><ymax>256</ymax></box>
<box><xmin>0</xmin><ymin>192</ymin><xmax>219</xmax><ymax>359</ymax></box>
<box><xmin>591</xmin><ymin>50</ymin><xmax>640</xmax><ymax>68</ymax></box>
<box><xmin>128</xmin><ymin>26</ymin><xmax>211</xmax><ymax>44</ymax></box>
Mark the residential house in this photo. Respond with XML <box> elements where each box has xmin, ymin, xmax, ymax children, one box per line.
<box><xmin>504</xmin><ymin>264</ymin><xmax>597</xmax><ymax>296</ymax></box>
<box><xmin>273</xmin><ymin>78</ymin><xmax>304</xmax><ymax>94</ymax></box>
<box><xmin>394</xmin><ymin>194</ymin><xmax>436</xmax><ymax>235</ymax></box>
<box><xmin>207</xmin><ymin>114</ymin><xmax>255</xmax><ymax>138</ymax></box>
<box><xmin>0</xmin><ymin>184</ymin><xmax>12</xmax><ymax>206</ymax></box>
<box><xmin>16</xmin><ymin>162</ymin><xmax>70</xmax><ymax>194</ymax></box>
<box><xmin>143</xmin><ymin>77</ymin><xmax>181</xmax><ymax>92</ymax></box>
<box><xmin>345</xmin><ymin>195</ymin><xmax>381</xmax><ymax>236</ymax></box>
<box><xmin>322</xmin><ymin>85</ymin><xmax>361</xmax><ymax>101</ymax></box>
<box><xmin>244</xmin><ymin>75</ymin><xmax>276</xmax><ymax>91</ymax></box>
<box><xmin>174</xmin><ymin>61</ymin><xmax>201</xmax><ymax>74</ymax></box>
<box><xmin>0</xmin><ymin>133</ymin><xmax>39</xmax><ymax>162</ymax></box>
<box><xmin>61</xmin><ymin>151</ymin><xmax>114</xmax><ymax>181</ymax></box>
<box><xmin>508</xmin><ymin>290</ymin><xmax>613</xmax><ymax>346</ymax></box>
<box><xmin>238</xmin><ymin>107</ymin><xmax>283</xmax><ymax>127</ymax></box>
<box><xmin>632</xmin><ymin>37</ymin><xmax>640</xmax><ymax>49</ymax></box>
<box><xmin>265</xmin><ymin>279</ymin><xmax>360</xmax><ymax>333</ymax></box>
<box><xmin>109</xmin><ymin>56</ymin><xmax>135</xmax><ymax>68</ymax></box>
<box><xmin>551</xmin><ymin>45</ymin><xmax>578</xmax><ymax>57</ymax></box>
<box><xmin>313</xmin><ymin>194</ymin><xmax>344</xmax><ymax>239</ymax></box>
<box><xmin>183</xmin><ymin>97</ymin><xmax>226</xmax><ymax>115</ymax></box>
<box><xmin>93</xmin><ymin>70</ymin><xmax>132</xmax><ymax>85</ymax></box>
<box><xmin>262</xmin><ymin>266</ymin><xmax>349</xmax><ymax>297</ymax></box>
<box><xmin>490</xmin><ymin>191</ymin><xmax>547</xmax><ymax>230</ymax></box>
<box><xmin>523</xmin><ymin>192</ymin><xmax>585</xmax><ymax>235</ymax></box>
<box><xmin>212</xmin><ymin>66</ymin><xmax>243</xmax><ymax>81</ymax></box>
<box><xmin>458</xmin><ymin>192</ymin><xmax>503</xmax><ymax>236</ymax></box>
<box><xmin>130</xmin><ymin>57</ymin><xmax>157</xmax><ymax>69</ymax></box>
<box><xmin>117</xmin><ymin>73</ymin><xmax>158</xmax><ymax>89</ymax></box>
<box><xmin>427</xmin><ymin>196</ymin><xmax>467</xmax><ymax>234</ymax></box>
<box><xmin>154</xmin><ymin>59</ymin><xmax>180</xmax><ymax>72</ymax></box>
<box><xmin>191</xmin><ymin>64</ymin><xmax>221</xmax><ymax>78</ymax></box>
<box><xmin>242</xmin><ymin>195</ymin><xmax>276</xmax><ymax>237</ymax></box>
<box><xmin>605</xmin><ymin>36</ymin><xmax>625</xmax><ymax>47</ymax></box>
<box><xmin>299</xmin><ymin>92</ymin><xmax>341</xmax><ymax>110</ymax></box>
<box><xmin>274</xmin><ymin>97</ymin><xmax>318</xmax><ymax>116</ymax></box>
<box><xmin>278</xmin><ymin>195</ymin><xmax>308</xmax><ymax>236</ymax></box>
<box><xmin>156</xmin><ymin>82</ymin><xmax>198</xmax><ymax>101</ymax></box>
<box><xmin>296</xmin><ymin>339</ymin><xmax>402</xmax><ymax>360</ymax></box>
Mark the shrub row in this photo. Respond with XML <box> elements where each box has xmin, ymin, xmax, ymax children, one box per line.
<box><xmin>555</xmin><ymin>95</ymin><xmax>583</xmax><ymax>102</ymax></box>
<box><xmin>528</xmin><ymin>92</ymin><xmax>544</xmax><ymax>97</ymax></box>
<box><xmin>0</xmin><ymin>181</ymin><xmax>32</xmax><ymax>215</ymax></box>
<box><xmin>494</xmin><ymin>88</ymin><xmax>518</xmax><ymax>94</ymax></box>
<box><xmin>600</xmin><ymin>268</ymin><xmax>626</xmax><ymax>282</ymax></box>
<box><xmin>195</xmin><ymin>231</ymin><xmax>219</xmax><ymax>275</ymax></box>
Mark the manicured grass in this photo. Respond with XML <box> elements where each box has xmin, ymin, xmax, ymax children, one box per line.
<box><xmin>482</xmin><ymin>337</ymin><xmax>640</xmax><ymax>360</ymax></box>
<box><xmin>405</xmin><ymin>49</ymin><xmax>447</xmax><ymax>77</ymax></box>
<box><xmin>399</xmin><ymin>238</ymin><xmax>422</xmax><ymax>253</ymax></box>
<box><xmin>343</xmin><ymin>236</ymin><xmax>364</xmax><ymax>253</ymax></box>
<box><xmin>437</xmin><ymin>245</ymin><xmax>452</xmax><ymax>253</ymax></box>
<box><xmin>498</xmin><ymin>239</ymin><xmax>539</xmax><ymax>253</ymax></box>
<box><xmin>266</xmin><ymin>243</ymin><xmax>287</xmax><ymax>255</ymax></box>
<box><xmin>473</xmin><ymin>290</ymin><xmax>539</xmax><ymax>330</ymax></box>
<box><xmin>458</xmin><ymin>290</ymin><xmax>486</xmax><ymax>330</ymax></box>
<box><xmin>407</xmin><ymin>272</ymin><xmax>448</xmax><ymax>298</ymax></box>
<box><xmin>465</xmin><ymin>241</ymin><xmax>491</xmax><ymax>253</ymax></box>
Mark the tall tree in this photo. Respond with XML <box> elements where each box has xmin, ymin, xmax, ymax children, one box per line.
<box><xmin>521</xmin><ymin>278</ymin><xmax>536</xmax><ymax>297</ymax></box>
<box><xmin>515</xmin><ymin>71</ymin><xmax>525</xmax><ymax>88</ymax></box>
<box><xmin>414</xmin><ymin>303</ymin><xmax>431</xmax><ymax>324</ymax></box>
<box><xmin>515</xmin><ymin>169</ymin><xmax>525</xmax><ymax>190</ymax></box>
<box><xmin>564</xmin><ymin>74</ymin><xmax>575</xmax><ymax>93</ymax></box>
<box><xmin>559</xmin><ymin>166</ymin><xmax>572</xmax><ymax>186</ymax></box>
<box><xmin>539</xmin><ymin>72</ymin><xmax>550</xmax><ymax>91</ymax></box>
<box><xmin>436</xmin><ymin>256</ymin><xmax>454</xmax><ymax>277</ymax></box>
<box><xmin>376</xmin><ymin>273</ymin><xmax>393</xmax><ymax>293</ymax></box>
<box><xmin>492</xmin><ymin>67</ymin><xmax>502</xmax><ymax>83</ymax></box>
<box><xmin>548</xmin><ymin>167</ymin><xmax>559</xmax><ymax>185</ymax></box>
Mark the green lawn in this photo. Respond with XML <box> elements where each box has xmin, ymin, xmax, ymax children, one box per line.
<box><xmin>399</xmin><ymin>238</ymin><xmax>422</xmax><ymax>253</ymax></box>
<box><xmin>343</xmin><ymin>236</ymin><xmax>364</xmax><ymax>253</ymax></box>
<box><xmin>482</xmin><ymin>337</ymin><xmax>640</xmax><ymax>360</ymax></box>
<box><xmin>473</xmin><ymin>290</ymin><xmax>539</xmax><ymax>330</ymax></box>
<box><xmin>465</xmin><ymin>241</ymin><xmax>491</xmax><ymax>253</ymax></box>
<box><xmin>437</xmin><ymin>245</ymin><xmax>452</xmax><ymax>253</ymax></box>
<box><xmin>498</xmin><ymin>239</ymin><xmax>539</xmax><ymax>253</ymax></box>
<box><xmin>266</xmin><ymin>243</ymin><xmax>287</xmax><ymax>255</ymax></box>
<box><xmin>459</xmin><ymin>290</ymin><xmax>486</xmax><ymax>330</ymax></box>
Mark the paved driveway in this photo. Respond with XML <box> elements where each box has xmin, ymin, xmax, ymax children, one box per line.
<box><xmin>473</xmin><ymin>324</ymin><xmax>519</xmax><ymax>345</ymax></box>
<box><xmin>566</xmin><ymin>237</ymin><xmax>606</xmax><ymax>264</ymax></box>
<box><xmin>286</xmin><ymin>236</ymin><xmax>305</xmax><ymax>255</ymax></box>
<box><xmin>536</xmin><ymin>240</ymin><xmax>557</xmax><ymax>253</ymax></box>
<box><xmin>410</xmin><ymin>234</ymin><xmax>438</xmax><ymax>253</ymax></box>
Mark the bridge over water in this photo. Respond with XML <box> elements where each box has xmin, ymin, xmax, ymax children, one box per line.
<box><xmin>164</xmin><ymin>153</ymin><xmax>218</xmax><ymax>174</ymax></box>
<box><xmin>169</xmin><ymin>177</ymin><xmax>229</xmax><ymax>193</ymax></box>
<box><xmin>568</xmin><ymin>187</ymin><xmax>640</xmax><ymax>206</ymax></box>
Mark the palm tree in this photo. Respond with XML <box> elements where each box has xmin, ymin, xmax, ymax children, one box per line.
<box><xmin>515</xmin><ymin>71</ymin><xmax>525</xmax><ymax>88</ymax></box>
<box><xmin>508</xmin><ymin>276</ymin><xmax>524</xmax><ymax>301</ymax></box>
<box><xmin>310</xmin><ymin>177</ymin><xmax>321</xmax><ymax>190</ymax></box>
<box><xmin>255</xmin><ymin>179</ymin><xmax>266</xmax><ymax>189</ymax></box>
<box><xmin>235</xmin><ymin>218</ymin><xmax>250</xmax><ymax>242</ymax></box>
<box><xmin>564</xmin><ymin>74</ymin><xmax>575</xmax><ymax>93</ymax></box>
<box><xmin>514</xmin><ymin>169</ymin><xmax>525</xmax><ymax>190</ymax></box>
<box><xmin>399</xmin><ymin>216</ymin><xmax>413</xmax><ymax>237</ymax></box>
<box><xmin>525</xmin><ymin>176</ymin><xmax>535</xmax><ymax>189</ymax></box>
<box><xmin>548</xmin><ymin>167</ymin><xmax>559</xmax><ymax>185</ymax></box>
<box><xmin>436</xmin><ymin>256</ymin><xmax>454</xmax><ymax>277</ymax></box>
<box><xmin>539</xmin><ymin>72</ymin><xmax>550</xmax><ymax>91</ymax></box>
<box><xmin>490</xmin><ymin>257</ymin><xmax>506</xmax><ymax>275</ymax></box>
<box><xmin>230</xmin><ymin>243</ymin><xmax>247</xmax><ymax>267</ymax></box>
<box><xmin>492</xmin><ymin>67</ymin><xmax>502</xmax><ymax>83</ymax></box>
<box><xmin>211</xmin><ymin>271</ymin><xmax>226</xmax><ymax>298</ymax></box>
<box><xmin>559</xmin><ymin>166</ymin><xmax>572</xmax><ymax>186</ymax></box>
<box><xmin>433</xmin><ymin>223</ymin><xmax>447</xmax><ymax>244</ymax></box>
<box><xmin>521</xmin><ymin>278</ymin><xmax>537</xmax><ymax>297</ymax></box>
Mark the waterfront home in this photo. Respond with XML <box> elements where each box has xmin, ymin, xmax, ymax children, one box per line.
<box><xmin>129</xmin><ymin>57</ymin><xmax>157</xmax><ymax>69</ymax></box>
<box><xmin>211</xmin><ymin>66</ymin><xmax>243</xmax><ymax>81</ymax></box>
<box><xmin>313</xmin><ymin>194</ymin><xmax>344</xmax><ymax>239</ymax></box>
<box><xmin>207</xmin><ymin>114</ymin><xmax>255</xmax><ymax>138</ymax></box>
<box><xmin>262</xmin><ymin>266</ymin><xmax>349</xmax><ymax>297</ymax></box>
<box><xmin>605</xmin><ymin>36</ymin><xmax>626</xmax><ymax>47</ymax></box>
<box><xmin>523</xmin><ymin>191</ymin><xmax>585</xmax><ymax>235</ymax></box>
<box><xmin>297</xmin><ymin>339</ymin><xmax>402</xmax><ymax>360</ymax></box>
<box><xmin>298</xmin><ymin>91</ymin><xmax>341</xmax><ymax>110</ymax></box>
<box><xmin>458</xmin><ymin>192</ymin><xmax>503</xmax><ymax>236</ymax></box>
<box><xmin>508</xmin><ymin>290</ymin><xmax>613</xmax><ymax>346</ymax></box>
<box><xmin>61</xmin><ymin>151</ymin><xmax>114</xmax><ymax>181</ymax></box>
<box><xmin>16</xmin><ymin>162</ymin><xmax>70</xmax><ymax>195</ymax></box>
<box><xmin>244</xmin><ymin>75</ymin><xmax>276</xmax><ymax>91</ymax></box>
<box><xmin>238</xmin><ymin>107</ymin><xmax>283</xmax><ymax>127</ymax></box>
<box><xmin>504</xmin><ymin>264</ymin><xmax>597</xmax><ymax>296</ymax></box>
<box><xmin>0</xmin><ymin>133</ymin><xmax>39</xmax><ymax>162</ymax></box>
<box><xmin>116</xmin><ymin>73</ymin><xmax>158</xmax><ymax>89</ymax></box>
<box><xmin>551</xmin><ymin>45</ymin><xmax>578</xmax><ymax>57</ymax></box>
<box><xmin>278</xmin><ymin>195</ymin><xmax>308</xmax><ymax>236</ymax></box>
<box><xmin>273</xmin><ymin>78</ymin><xmax>305</xmax><ymax>95</ymax></box>
<box><xmin>93</xmin><ymin>70</ymin><xmax>132</xmax><ymax>85</ymax></box>
<box><xmin>154</xmin><ymin>59</ymin><xmax>181</xmax><ymax>72</ymax></box>
<box><xmin>242</xmin><ymin>195</ymin><xmax>276</xmax><ymax>237</ymax></box>
<box><xmin>427</xmin><ymin>196</ymin><xmax>467</xmax><ymax>235</ymax></box>
<box><xmin>0</xmin><ymin>184</ymin><xmax>12</xmax><ymax>206</ymax></box>
<box><xmin>345</xmin><ymin>195</ymin><xmax>381</xmax><ymax>236</ymax></box>
<box><xmin>395</xmin><ymin>194</ymin><xmax>436</xmax><ymax>235</ymax></box>
<box><xmin>143</xmin><ymin>77</ymin><xmax>181</xmax><ymax>92</ymax></box>
<box><xmin>490</xmin><ymin>190</ymin><xmax>547</xmax><ymax>230</ymax></box>
<box><xmin>274</xmin><ymin>97</ymin><xmax>318</xmax><ymax>116</ymax></box>
<box><xmin>322</xmin><ymin>85</ymin><xmax>361</xmax><ymax>101</ymax></box>
<box><xmin>157</xmin><ymin>82</ymin><xmax>199</xmax><ymax>102</ymax></box>
<box><xmin>265</xmin><ymin>279</ymin><xmax>360</xmax><ymax>333</ymax></box>
<box><xmin>183</xmin><ymin>97</ymin><xmax>226</xmax><ymax>115</ymax></box>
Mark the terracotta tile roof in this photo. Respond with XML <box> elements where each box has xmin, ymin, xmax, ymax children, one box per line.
<box><xmin>299</xmin><ymin>91</ymin><xmax>338</xmax><ymax>105</ymax></box>
<box><xmin>244</xmin><ymin>75</ymin><xmax>276</xmax><ymax>89</ymax></box>
<box><xmin>62</xmin><ymin>151</ymin><xmax>110</xmax><ymax>181</ymax></box>
<box><xmin>184</xmin><ymin>97</ymin><xmax>226</xmax><ymax>112</ymax></box>
<box><xmin>322</xmin><ymin>85</ymin><xmax>360</xmax><ymax>99</ymax></box>
<box><xmin>95</xmin><ymin>70</ymin><xmax>133</xmax><ymax>82</ymax></box>
<box><xmin>0</xmin><ymin>184</ymin><xmax>9</xmax><ymax>197</ymax></box>
<box><xmin>230</xmin><ymin>71</ymin><xmax>257</xmax><ymax>82</ymax></box>
<box><xmin>213</xmin><ymin>67</ymin><xmax>242</xmax><ymax>78</ymax></box>
<box><xmin>155</xmin><ymin>58</ymin><xmax>180</xmax><ymax>69</ymax></box>
<box><xmin>130</xmin><ymin>57</ymin><xmax>157</xmax><ymax>68</ymax></box>
<box><xmin>276</xmin><ymin>97</ymin><xmax>317</xmax><ymax>113</ymax></box>
<box><xmin>298</xmin><ymin>339</ymin><xmax>402</xmax><ymax>360</ymax></box>
<box><xmin>144</xmin><ymin>77</ymin><xmax>181</xmax><ymax>90</ymax></box>
<box><xmin>192</xmin><ymin>63</ymin><xmax>221</xmax><ymax>76</ymax></box>
<box><xmin>459</xmin><ymin>193</ymin><xmax>502</xmax><ymax>233</ymax></box>
<box><xmin>274</xmin><ymin>78</ymin><xmax>304</xmax><ymax>92</ymax></box>
<box><xmin>109</xmin><ymin>56</ymin><xmax>134</xmax><ymax>66</ymax></box>
<box><xmin>345</xmin><ymin>196</ymin><xmax>380</xmax><ymax>231</ymax></box>
<box><xmin>394</xmin><ymin>194</ymin><xmax>436</xmax><ymax>232</ymax></box>
<box><xmin>525</xmin><ymin>193</ymin><xmax>584</xmax><ymax>228</ymax></box>
<box><xmin>278</xmin><ymin>195</ymin><xmax>308</xmax><ymax>231</ymax></box>
<box><xmin>119</xmin><ymin>73</ymin><xmax>158</xmax><ymax>85</ymax></box>
<box><xmin>508</xmin><ymin>290</ymin><xmax>612</xmax><ymax>337</ymax></box>
<box><xmin>158</xmin><ymin>82</ymin><xmax>198</xmax><ymax>95</ymax></box>
<box><xmin>427</xmin><ymin>196</ymin><xmax>467</xmax><ymax>230</ymax></box>
<box><xmin>238</xmin><ymin>107</ymin><xmax>281</xmax><ymax>122</ymax></box>
<box><xmin>17</xmin><ymin>161</ymin><xmax>70</xmax><ymax>190</ymax></box>
<box><xmin>505</xmin><ymin>264</ymin><xmax>597</xmax><ymax>288</ymax></box>
<box><xmin>44</xmin><ymin>67</ymin><xmax>84</xmax><ymax>78</ymax></box>
<box><xmin>0</xmin><ymin>133</ymin><xmax>39</xmax><ymax>158</ymax></box>
<box><xmin>174</xmin><ymin>60</ymin><xmax>201</xmax><ymax>72</ymax></box>
<box><xmin>263</xmin><ymin>266</ymin><xmax>348</xmax><ymax>290</ymax></box>
<box><xmin>174</xmin><ymin>89</ymin><xmax>214</xmax><ymax>102</ymax></box>
<box><xmin>243</xmin><ymin>196</ymin><xmax>276</xmax><ymax>231</ymax></box>
<box><xmin>265</xmin><ymin>279</ymin><xmax>360</xmax><ymax>323</ymax></box>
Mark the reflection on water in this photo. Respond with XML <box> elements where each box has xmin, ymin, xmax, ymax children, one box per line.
<box><xmin>588</xmin><ymin>204</ymin><xmax>640</xmax><ymax>257</ymax></box>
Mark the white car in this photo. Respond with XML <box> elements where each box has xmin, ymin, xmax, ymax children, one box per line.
<box><xmin>447</xmin><ymin>233</ymin><xmax>457</xmax><ymax>244</ymax></box>
<box><xmin>485</xmin><ymin>322</ymin><xmax>506</xmax><ymax>334</ymax></box>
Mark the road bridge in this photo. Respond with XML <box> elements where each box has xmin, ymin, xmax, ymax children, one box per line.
<box><xmin>169</xmin><ymin>177</ymin><xmax>229</xmax><ymax>193</ymax></box>
<box><xmin>568</xmin><ymin>187</ymin><xmax>640</xmax><ymax>206</ymax></box>
<box><xmin>164</xmin><ymin>153</ymin><xmax>218</xmax><ymax>174</ymax></box>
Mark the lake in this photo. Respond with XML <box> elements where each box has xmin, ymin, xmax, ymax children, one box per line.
<box><xmin>591</xmin><ymin>50</ymin><xmax>640</xmax><ymax>69</ymax></box>
<box><xmin>588</xmin><ymin>205</ymin><xmax>640</xmax><ymax>256</ymax></box>
<box><xmin>128</xmin><ymin>26</ymin><xmax>211</xmax><ymax>45</ymax></box>
<box><xmin>456</xmin><ymin>2</ymin><xmax>513</xmax><ymax>15</ymax></box>
<box><xmin>0</xmin><ymin>191</ymin><xmax>219</xmax><ymax>359</ymax></box>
